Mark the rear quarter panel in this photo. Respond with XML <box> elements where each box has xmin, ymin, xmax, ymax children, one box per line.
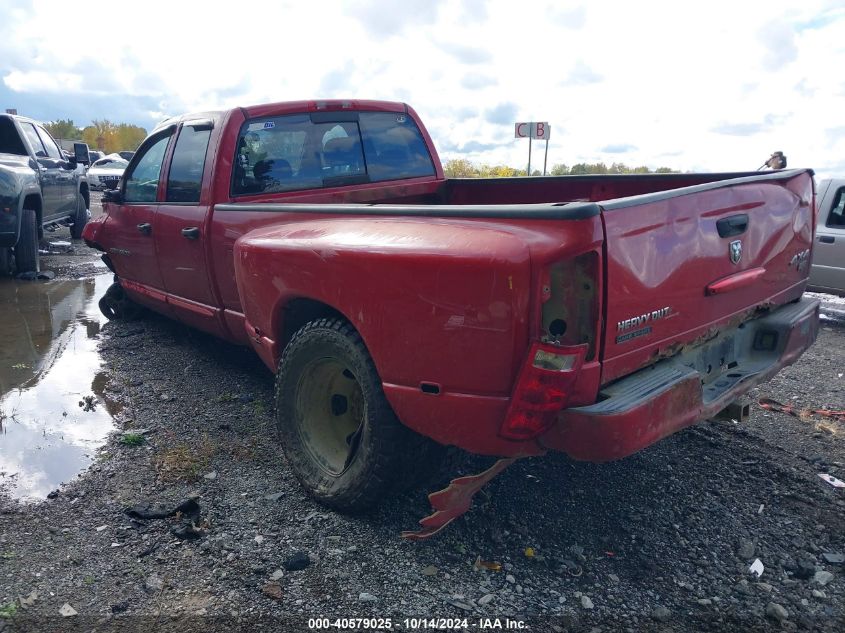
<box><xmin>234</xmin><ymin>217</ymin><xmax>534</xmax><ymax>395</ymax></box>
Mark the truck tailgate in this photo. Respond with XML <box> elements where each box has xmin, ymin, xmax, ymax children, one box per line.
<box><xmin>600</xmin><ymin>169</ymin><xmax>814</xmax><ymax>384</ymax></box>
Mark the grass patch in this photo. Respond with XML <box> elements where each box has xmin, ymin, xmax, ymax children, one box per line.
<box><xmin>0</xmin><ymin>552</ymin><xmax>14</xmax><ymax>560</ymax></box>
<box><xmin>216</xmin><ymin>392</ymin><xmax>239</xmax><ymax>403</ymax></box>
<box><xmin>155</xmin><ymin>436</ymin><xmax>216</xmax><ymax>482</ymax></box>
<box><xmin>120</xmin><ymin>433</ymin><xmax>146</xmax><ymax>447</ymax></box>
<box><xmin>253</xmin><ymin>400</ymin><xmax>267</xmax><ymax>417</ymax></box>
<box><xmin>0</xmin><ymin>602</ymin><xmax>17</xmax><ymax>618</ymax></box>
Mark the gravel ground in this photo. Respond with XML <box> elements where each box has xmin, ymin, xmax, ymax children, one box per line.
<box><xmin>0</xmin><ymin>200</ymin><xmax>843</xmax><ymax>631</ymax></box>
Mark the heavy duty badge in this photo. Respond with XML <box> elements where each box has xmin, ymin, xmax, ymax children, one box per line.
<box><xmin>617</xmin><ymin>306</ymin><xmax>672</xmax><ymax>333</ymax></box>
<box><xmin>730</xmin><ymin>239</ymin><xmax>743</xmax><ymax>264</ymax></box>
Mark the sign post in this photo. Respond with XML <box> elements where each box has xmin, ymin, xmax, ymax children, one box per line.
<box><xmin>515</xmin><ymin>122</ymin><xmax>550</xmax><ymax>176</ymax></box>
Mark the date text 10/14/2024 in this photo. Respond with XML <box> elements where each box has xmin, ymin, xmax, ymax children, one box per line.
<box><xmin>307</xmin><ymin>617</ymin><xmax>528</xmax><ymax>630</ymax></box>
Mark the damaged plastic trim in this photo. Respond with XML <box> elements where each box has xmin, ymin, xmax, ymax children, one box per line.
<box><xmin>401</xmin><ymin>458</ymin><xmax>517</xmax><ymax>541</ymax></box>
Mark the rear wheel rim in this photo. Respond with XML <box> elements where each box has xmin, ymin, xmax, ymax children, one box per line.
<box><xmin>295</xmin><ymin>357</ymin><xmax>365</xmax><ymax>476</ymax></box>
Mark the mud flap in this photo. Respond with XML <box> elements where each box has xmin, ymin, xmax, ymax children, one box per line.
<box><xmin>401</xmin><ymin>457</ymin><xmax>517</xmax><ymax>541</ymax></box>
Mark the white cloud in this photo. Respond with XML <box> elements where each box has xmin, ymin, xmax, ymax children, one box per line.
<box><xmin>4</xmin><ymin>70</ymin><xmax>82</xmax><ymax>92</ymax></box>
<box><xmin>0</xmin><ymin>0</ymin><xmax>842</xmax><ymax>176</ymax></box>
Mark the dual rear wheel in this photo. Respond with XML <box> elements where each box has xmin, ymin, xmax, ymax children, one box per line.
<box><xmin>275</xmin><ymin>318</ymin><xmax>447</xmax><ymax>511</ymax></box>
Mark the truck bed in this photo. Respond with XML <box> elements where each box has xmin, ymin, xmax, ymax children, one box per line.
<box><xmin>221</xmin><ymin>168</ymin><xmax>814</xmax><ymax>387</ymax></box>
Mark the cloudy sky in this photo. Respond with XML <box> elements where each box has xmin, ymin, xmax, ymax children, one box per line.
<box><xmin>2</xmin><ymin>0</ymin><xmax>844</xmax><ymax>177</ymax></box>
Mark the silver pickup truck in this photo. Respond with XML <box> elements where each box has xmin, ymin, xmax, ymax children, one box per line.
<box><xmin>809</xmin><ymin>178</ymin><xmax>845</xmax><ymax>296</ymax></box>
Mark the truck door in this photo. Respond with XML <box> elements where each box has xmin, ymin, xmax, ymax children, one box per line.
<box><xmin>812</xmin><ymin>183</ymin><xmax>845</xmax><ymax>293</ymax></box>
<box><xmin>154</xmin><ymin>120</ymin><xmax>224</xmax><ymax>336</ymax></box>
<box><xmin>34</xmin><ymin>125</ymin><xmax>76</xmax><ymax>216</ymax></box>
<box><xmin>106</xmin><ymin>128</ymin><xmax>174</xmax><ymax>310</ymax></box>
<box><xmin>19</xmin><ymin>122</ymin><xmax>63</xmax><ymax>221</ymax></box>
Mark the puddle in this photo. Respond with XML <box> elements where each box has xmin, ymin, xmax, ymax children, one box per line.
<box><xmin>0</xmin><ymin>273</ymin><xmax>117</xmax><ymax>500</ymax></box>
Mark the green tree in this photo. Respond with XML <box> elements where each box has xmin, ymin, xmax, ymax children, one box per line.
<box><xmin>113</xmin><ymin>123</ymin><xmax>147</xmax><ymax>152</ymax></box>
<box><xmin>443</xmin><ymin>158</ymin><xmax>478</xmax><ymax>177</ymax></box>
<box><xmin>569</xmin><ymin>162</ymin><xmax>598</xmax><ymax>175</ymax></box>
<box><xmin>44</xmin><ymin>119</ymin><xmax>80</xmax><ymax>141</ymax></box>
<box><xmin>81</xmin><ymin>120</ymin><xmax>147</xmax><ymax>153</ymax></box>
<box><xmin>443</xmin><ymin>159</ymin><xmax>679</xmax><ymax>178</ymax></box>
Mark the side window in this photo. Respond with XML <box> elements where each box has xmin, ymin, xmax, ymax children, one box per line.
<box><xmin>124</xmin><ymin>133</ymin><xmax>172</xmax><ymax>203</ymax></box>
<box><xmin>35</xmin><ymin>126</ymin><xmax>62</xmax><ymax>160</ymax></box>
<box><xmin>21</xmin><ymin>123</ymin><xmax>47</xmax><ymax>157</ymax></box>
<box><xmin>826</xmin><ymin>188</ymin><xmax>845</xmax><ymax>228</ymax></box>
<box><xmin>166</xmin><ymin>125</ymin><xmax>211</xmax><ymax>203</ymax></box>
<box><xmin>358</xmin><ymin>112</ymin><xmax>435</xmax><ymax>182</ymax></box>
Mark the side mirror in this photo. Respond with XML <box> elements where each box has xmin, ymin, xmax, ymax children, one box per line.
<box><xmin>102</xmin><ymin>188</ymin><xmax>123</xmax><ymax>204</ymax></box>
<box><xmin>73</xmin><ymin>142</ymin><xmax>91</xmax><ymax>166</ymax></box>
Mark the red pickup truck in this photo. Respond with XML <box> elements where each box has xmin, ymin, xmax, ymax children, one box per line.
<box><xmin>83</xmin><ymin>99</ymin><xmax>819</xmax><ymax>530</ymax></box>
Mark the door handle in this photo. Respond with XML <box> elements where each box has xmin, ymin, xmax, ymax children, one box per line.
<box><xmin>717</xmin><ymin>214</ymin><xmax>749</xmax><ymax>238</ymax></box>
<box><xmin>137</xmin><ymin>223</ymin><xmax>152</xmax><ymax>235</ymax></box>
<box><xmin>181</xmin><ymin>227</ymin><xmax>200</xmax><ymax>240</ymax></box>
<box><xmin>819</xmin><ymin>235</ymin><xmax>835</xmax><ymax>244</ymax></box>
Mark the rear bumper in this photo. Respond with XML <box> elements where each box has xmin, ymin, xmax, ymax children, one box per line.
<box><xmin>540</xmin><ymin>298</ymin><xmax>820</xmax><ymax>461</ymax></box>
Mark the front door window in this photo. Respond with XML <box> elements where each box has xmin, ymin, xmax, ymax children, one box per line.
<box><xmin>124</xmin><ymin>133</ymin><xmax>172</xmax><ymax>203</ymax></box>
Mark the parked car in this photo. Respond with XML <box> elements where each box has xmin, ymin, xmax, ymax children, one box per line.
<box><xmin>86</xmin><ymin>155</ymin><xmax>128</xmax><ymax>190</ymax></box>
<box><xmin>0</xmin><ymin>113</ymin><xmax>90</xmax><ymax>274</ymax></box>
<box><xmin>88</xmin><ymin>150</ymin><xmax>104</xmax><ymax>163</ymax></box>
<box><xmin>808</xmin><ymin>178</ymin><xmax>845</xmax><ymax>296</ymax></box>
<box><xmin>82</xmin><ymin>99</ymin><xmax>819</xmax><ymax>535</ymax></box>
<box><xmin>117</xmin><ymin>151</ymin><xmax>135</xmax><ymax>161</ymax></box>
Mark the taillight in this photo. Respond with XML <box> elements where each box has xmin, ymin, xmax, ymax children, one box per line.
<box><xmin>499</xmin><ymin>343</ymin><xmax>587</xmax><ymax>440</ymax></box>
<box><xmin>540</xmin><ymin>252</ymin><xmax>599</xmax><ymax>360</ymax></box>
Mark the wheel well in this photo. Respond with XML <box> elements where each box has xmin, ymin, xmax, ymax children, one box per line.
<box><xmin>279</xmin><ymin>298</ymin><xmax>346</xmax><ymax>350</ymax></box>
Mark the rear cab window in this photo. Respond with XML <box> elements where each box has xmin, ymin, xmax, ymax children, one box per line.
<box><xmin>231</xmin><ymin>110</ymin><xmax>434</xmax><ymax>196</ymax></box>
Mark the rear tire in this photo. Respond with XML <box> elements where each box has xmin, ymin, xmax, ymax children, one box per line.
<box><xmin>70</xmin><ymin>195</ymin><xmax>89</xmax><ymax>239</ymax></box>
<box><xmin>274</xmin><ymin>318</ymin><xmax>422</xmax><ymax>512</ymax></box>
<box><xmin>14</xmin><ymin>208</ymin><xmax>39</xmax><ymax>274</ymax></box>
<box><xmin>98</xmin><ymin>282</ymin><xmax>142</xmax><ymax>320</ymax></box>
